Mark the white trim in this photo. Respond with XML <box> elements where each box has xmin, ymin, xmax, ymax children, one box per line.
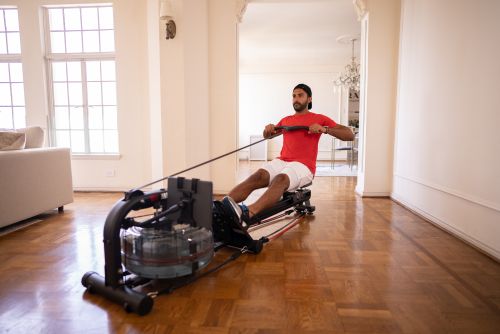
<box><xmin>0</xmin><ymin>55</ymin><xmax>21</xmax><ymax>61</ymax></box>
<box><xmin>352</xmin><ymin>0</ymin><xmax>367</xmax><ymax>21</ymax></box>
<box><xmin>43</xmin><ymin>3</ymin><xmax>112</xmax><ymax>9</ymax></box>
<box><xmin>74</xmin><ymin>187</ymin><xmax>128</xmax><ymax>192</ymax></box>
<box><xmin>355</xmin><ymin>190</ymin><xmax>390</xmax><ymax>197</ymax></box>
<box><xmin>236</xmin><ymin>0</ymin><xmax>248</xmax><ymax>23</ymax></box>
<box><xmin>74</xmin><ymin>186</ymin><xmax>153</xmax><ymax>192</ymax></box>
<box><xmin>45</xmin><ymin>53</ymin><xmax>115</xmax><ymax>61</ymax></box>
<box><xmin>71</xmin><ymin>153</ymin><xmax>121</xmax><ymax>160</ymax></box>
<box><xmin>391</xmin><ymin>192</ymin><xmax>500</xmax><ymax>261</ymax></box>
<box><xmin>394</xmin><ymin>173</ymin><xmax>500</xmax><ymax>213</ymax></box>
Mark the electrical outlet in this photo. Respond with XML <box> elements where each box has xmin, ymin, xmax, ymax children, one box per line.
<box><xmin>105</xmin><ymin>169</ymin><xmax>115</xmax><ymax>177</ymax></box>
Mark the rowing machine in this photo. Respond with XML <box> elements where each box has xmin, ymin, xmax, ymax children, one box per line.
<box><xmin>81</xmin><ymin>125</ymin><xmax>315</xmax><ymax>315</ymax></box>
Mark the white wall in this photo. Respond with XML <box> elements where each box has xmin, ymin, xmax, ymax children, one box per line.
<box><xmin>393</xmin><ymin>0</ymin><xmax>500</xmax><ymax>259</ymax></box>
<box><xmin>239</xmin><ymin>68</ymin><xmax>344</xmax><ymax>161</ymax></box>
<box><xmin>6</xmin><ymin>0</ymin><xmax>153</xmax><ymax>191</ymax></box>
<box><xmin>74</xmin><ymin>0</ymin><xmax>151</xmax><ymax>191</ymax></box>
<box><xmin>160</xmin><ymin>0</ymin><xmax>239</xmax><ymax>194</ymax></box>
<box><xmin>9</xmin><ymin>0</ymin><xmax>240</xmax><ymax>193</ymax></box>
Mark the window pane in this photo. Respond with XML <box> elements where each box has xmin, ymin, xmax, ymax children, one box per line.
<box><xmin>101</xmin><ymin>61</ymin><xmax>115</xmax><ymax>81</ymax></box>
<box><xmin>0</xmin><ymin>33</ymin><xmax>6</xmax><ymax>54</ymax></box>
<box><xmin>99</xmin><ymin>30</ymin><xmax>114</xmax><ymax>52</ymax></box>
<box><xmin>98</xmin><ymin>7</ymin><xmax>114</xmax><ymax>30</ymax></box>
<box><xmin>0</xmin><ymin>83</ymin><xmax>11</xmax><ymax>105</ymax></box>
<box><xmin>81</xmin><ymin>8</ymin><xmax>98</xmax><ymax>30</ymax></box>
<box><xmin>53</xmin><ymin>82</ymin><xmax>68</xmax><ymax>105</ymax></box>
<box><xmin>11</xmin><ymin>83</ymin><xmax>24</xmax><ymax>105</ymax></box>
<box><xmin>88</xmin><ymin>106</ymin><xmax>103</xmax><ymax>129</ymax></box>
<box><xmin>55</xmin><ymin>106</ymin><xmax>69</xmax><ymax>129</ymax></box>
<box><xmin>6</xmin><ymin>32</ymin><xmax>21</xmax><ymax>54</ymax></box>
<box><xmin>52</xmin><ymin>62</ymin><xmax>67</xmax><ymax>81</ymax></box>
<box><xmin>70</xmin><ymin>130</ymin><xmax>85</xmax><ymax>152</ymax></box>
<box><xmin>0</xmin><ymin>107</ymin><xmax>12</xmax><ymax>128</ymax></box>
<box><xmin>86</xmin><ymin>61</ymin><xmax>101</xmax><ymax>81</ymax></box>
<box><xmin>65</xmin><ymin>31</ymin><xmax>82</xmax><ymax>53</ymax></box>
<box><xmin>50</xmin><ymin>32</ymin><xmax>65</xmax><ymax>53</ymax></box>
<box><xmin>102</xmin><ymin>82</ymin><xmax>116</xmax><ymax>105</ymax></box>
<box><xmin>66</xmin><ymin>61</ymin><xmax>81</xmax><ymax>81</ymax></box>
<box><xmin>64</xmin><ymin>8</ymin><xmax>81</xmax><ymax>31</ymax></box>
<box><xmin>0</xmin><ymin>63</ymin><xmax>9</xmax><ymax>82</ymax></box>
<box><xmin>70</xmin><ymin>107</ymin><xmax>84</xmax><ymax>129</ymax></box>
<box><xmin>89</xmin><ymin>129</ymin><xmax>103</xmax><ymax>152</ymax></box>
<box><xmin>56</xmin><ymin>130</ymin><xmax>70</xmax><ymax>148</ymax></box>
<box><xmin>68</xmin><ymin>82</ymin><xmax>82</xmax><ymax>105</ymax></box>
<box><xmin>12</xmin><ymin>106</ymin><xmax>25</xmax><ymax>128</ymax></box>
<box><xmin>87</xmin><ymin>82</ymin><xmax>101</xmax><ymax>105</ymax></box>
<box><xmin>82</xmin><ymin>31</ymin><xmax>99</xmax><ymax>53</ymax></box>
<box><xmin>9</xmin><ymin>63</ymin><xmax>23</xmax><ymax>82</ymax></box>
<box><xmin>103</xmin><ymin>106</ymin><xmax>117</xmax><ymax>129</ymax></box>
<box><xmin>4</xmin><ymin>10</ymin><xmax>19</xmax><ymax>31</ymax></box>
<box><xmin>103</xmin><ymin>129</ymin><xmax>118</xmax><ymax>152</ymax></box>
<box><xmin>48</xmin><ymin>9</ymin><xmax>64</xmax><ymax>31</ymax></box>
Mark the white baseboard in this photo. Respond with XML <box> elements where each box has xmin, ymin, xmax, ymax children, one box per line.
<box><xmin>74</xmin><ymin>187</ymin><xmax>142</xmax><ymax>192</ymax></box>
<box><xmin>355</xmin><ymin>189</ymin><xmax>390</xmax><ymax>197</ymax></box>
<box><xmin>391</xmin><ymin>192</ymin><xmax>500</xmax><ymax>262</ymax></box>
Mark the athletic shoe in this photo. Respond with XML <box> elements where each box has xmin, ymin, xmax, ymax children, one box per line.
<box><xmin>222</xmin><ymin>196</ymin><xmax>250</xmax><ymax>228</ymax></box>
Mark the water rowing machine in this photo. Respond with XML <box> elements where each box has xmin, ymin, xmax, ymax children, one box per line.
<box><xmin>81</xmin><ymin>125</ymin><xmax>315</xmax><ymax>315</ymax></box>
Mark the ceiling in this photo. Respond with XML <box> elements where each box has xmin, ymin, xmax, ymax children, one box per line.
<box><xmin>239</xmin><ymin>0</ymin><xmax>361</xmax><ymax>69</ymax></box>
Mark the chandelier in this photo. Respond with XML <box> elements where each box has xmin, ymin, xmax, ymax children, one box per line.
<box><xmin>334</xmin><ymin>38</ymin><xmax>360</xmax><ymax>92</ymax></box>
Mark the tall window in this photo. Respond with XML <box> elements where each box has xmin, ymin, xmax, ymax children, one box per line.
<box><xmin>0</xmin><ymin>8</ymin><xmax>25</xmax><ymax>130</ymax></box>
<box><xmin>45</xmin><ymin>5</ymin><xmax>118</xmax><ymax>154</ymax></box>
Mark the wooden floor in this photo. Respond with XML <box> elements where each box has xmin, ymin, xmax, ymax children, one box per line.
<box><xmin>1</xmin><ymin>171</ymin><xmax>500</xmax><ymax>333</ymax></box>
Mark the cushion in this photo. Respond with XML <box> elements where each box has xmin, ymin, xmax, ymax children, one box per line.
<box><xmin>16</xmin><ymin>126</ymin><xmax>44</xmax><ymax>148</ymax></box>
<box><xmin>0</xmin><ymin>131</ymin><xmax>26</xmax><ymax>150</ymax></box>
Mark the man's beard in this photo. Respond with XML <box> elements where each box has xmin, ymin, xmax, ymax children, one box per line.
<box><xmin>293</xmin><ymin>101</ymin><xmax>308</xmax><ymax>112</ymax></box>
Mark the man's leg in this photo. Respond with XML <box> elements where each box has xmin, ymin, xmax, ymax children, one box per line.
<box><xmin>246</xmin><ymin>173</ymin><xmax>290</xmax><ymax>218</ymax></box>
<box><xmin>223</xmin><ymin>159</ymin><xmax>309</xmax><ymax>225</ymax></box>
<box><xmin>228</xmin><ymin>169</ymin><xmax>270</xmax><ymax>203</ymax></box>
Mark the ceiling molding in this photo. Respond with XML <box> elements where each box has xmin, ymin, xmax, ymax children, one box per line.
<box><xmin>236</xmin><ymin>0</ymin><xmax>248</xmax><ymax>23</ymax></box>
<box><xmin>352</xmin><ymin>0</ymin><xmax>367</xmax><ymax>21</ymax></box>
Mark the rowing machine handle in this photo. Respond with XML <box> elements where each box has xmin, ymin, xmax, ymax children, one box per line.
<box><xmin>275</xmin><ymin>125</ymin><xmax>309</xmax><ymax>132</ymax></box>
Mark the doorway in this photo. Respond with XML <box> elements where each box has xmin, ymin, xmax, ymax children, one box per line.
<box><xmin>237</xmin><ymin>1</ymin><xmax>361</xmax><ymax>179</ymax></box>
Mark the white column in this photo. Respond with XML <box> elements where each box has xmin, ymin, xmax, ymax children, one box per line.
<box><xmin>208</xmin><ymin>0</ymin><xmax>239</xmax><ymax>193</ymax></box>
<box><xmin>355</xmin><ymin>0</ymin><xmax>401</xmax><ymax>197</ymax></box>
<box><xmin>146</xmin><ymin>0</ymin><xmax>164</xmax><ymax>187</ymax></box>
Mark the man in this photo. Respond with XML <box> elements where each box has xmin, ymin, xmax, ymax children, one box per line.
<box><xmin>223</xmin><ymin>83</ymin><xmax>354</xmax><ymax>226</ymax></box>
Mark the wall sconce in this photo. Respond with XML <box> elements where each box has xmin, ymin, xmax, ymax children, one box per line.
<box><xmin>160</xmin><ymin>0</ymin><xmax>176</xmax><ymax>39</ymax></box>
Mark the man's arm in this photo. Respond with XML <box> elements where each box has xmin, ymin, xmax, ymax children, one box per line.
<box><xmin>326</xmin><ymin>124</ymin><xmax>355</xmax><ymax>141</ymax></box>
<box><xmin>308</xmin><ymin>123</ymin><xmax>355</xmax><ymax>141</ymax></box>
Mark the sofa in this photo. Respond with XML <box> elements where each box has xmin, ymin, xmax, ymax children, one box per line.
<box><xmin>0</xmin><ymin>127</ymin><xmax>73</xmax><ymax>228</ymax></box>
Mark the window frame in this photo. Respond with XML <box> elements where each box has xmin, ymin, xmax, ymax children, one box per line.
<box><xmin>43</xmin><ymin>4</ymin><xmax>119</xmax><ymax>155</ymax></box>
<box><xmin>0</xmin><ymin>6</ymin><xmax>25</xmax><ymax>130</ymax></box>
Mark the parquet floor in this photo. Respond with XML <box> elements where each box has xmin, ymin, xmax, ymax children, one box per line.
<box><xmin>1</xmin><ymin>167</ymin><xmax>499</xmax><ymax>333</ymax></box>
